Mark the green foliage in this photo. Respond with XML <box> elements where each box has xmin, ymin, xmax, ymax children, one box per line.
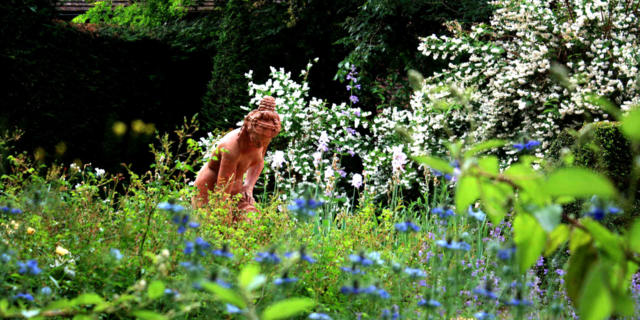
<box><xmin>72</xmin><ymin>0</ymin><xmax>192</xmax><ymax>27</ymax></box>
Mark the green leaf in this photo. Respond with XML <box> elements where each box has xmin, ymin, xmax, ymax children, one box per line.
<box><xmin>238</xmin><ymin>264</ymin><xmax>265</xmax><ymax>292</ymax></box>
<box><xmin>261</xmin><ymin>298</ymin><xmax>316</xmax><ymax>320</ymax></box>
<box><xmin>513</xmin><ymin>214</ymin><xmax>546</xmax><ymax>273</ymax></box>
<box><xmin>545</xmin><ymin>168</ymin><xmax>617</xmax><ymax>198</ymax></box>
<box><xmin>44</xmin><ymin>299</ymin><xmax>73</xmax><ymax>311</ymax></box>
<box><xmin>570</xmin><ymin>228</ymin><xmax>592</xmax><ymax>252</ymax></box>
<box><xmin>629</xmin><ymin>220</ymin><xmax>640</xmax><ymax>254</ymax></box>
<box><xmin>0</xmin><ymin>299</ymin><xmax>8</xmax><ymax>313</ymax></box>
<box><xmin>147</xmin><ymin>280</ymin><xmax>165</xmax><ymax>300</ymax></box>
<box><xmin>621</xmin><ymin>107</ymin><xmax>640</xmax><ymax>141</ymax></box>
<box><xmin>481</xmin><ymin>182</ymin><xmax>511</xmax><ymax>224</ymax></box>
<box><xmin>545</xmin><ymin>224</ymin><xmax>569</xmax><ymax>256</ymax></box>
<box><xmin>72</xmin><ymin>315</ymin><xmax>93</xmax><ymax>320</ymax></box>
<box><xmin>132</xmin><ymin>310</ymin><xmax>167</xmax><ymax>320</ymax></box>
<box><xmin>71</xmin><ymin>293</ymin><xmax>104</xmax><ymax>307</ymax></box>
<box><xmin>579</xmin><ymin>264</ymin><xmax>613</xmax><ymax>320</ymax></box>
<box><xmin>566</xmin><ymin>244</ymin><xmax>598</xmax><ymax>303</ymax></box>
<box><xmin>412</xmin><ymin>155</ymin><xmax>453</xmax><ymax>174</ymax></box>
<box><xmin>532</xmin><ymin>204</ymin><xmax>562</xmax><ymax>232</ymax></box>
<box><xmin>202</xmin><ymin>282</ymin><xmax>246</xmax><ymax>309</ymax></box>
<box><xmin>455</xmin><ymin>176</ymin><xmax>479</xmax><ymax>214</ymax></box>
<box><xmin>464</xmin><ymin>140</ymin><xmax>506</xmax><ymax>157</ymax></box>
<box><xmin>477</xmin><ymin>156</ymin><xmax>499</xmax><ymax>175</ymax></box>
<box><xmin>582</xmin><ymin>218</ymin><xmax>624</xmax><ymax>262</ymax></box>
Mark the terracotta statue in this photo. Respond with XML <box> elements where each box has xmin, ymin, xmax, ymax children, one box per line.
<box><xmin>193</xmin><ymin>96</ymin><xmax>281</xmax><ymax>214</ymax></box>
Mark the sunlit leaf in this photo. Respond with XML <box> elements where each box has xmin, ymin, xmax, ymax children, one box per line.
<box><xmin>582</xmin><ymin>218</ymin><xmax>624</xmax><ymax>262</ymax></box>
<box><xmin>566</xmin><ymin>244</ymin><xmax>597</xmax><ymax>303</ymax></box>
<box><xmin>532</xmin><ymin>204</ymin><xmax>562</xmax><ymax>232</ymax></box>
<box><xmin>463</xmin><ymin>140</ymin><xmax>506</xmax><ymax>157</ymax></box>
<box><xmin>238</xmin><ymin>264</ymin><xmax>265</xmax><ymax>292</ymax></box>
<box><xmin>621</xmin><ymin>107</ymin><xmax>640</xmax><ymax>141</ymax></box>
<box><xmin>202</xmin><ymin>282</ymin><xmax>246</xmax><ymax>309</ymax></box>
<box><xmin>261</xmin><ymin>298</ymin><xmax>316</xmax><ymax>320</ymax></box>
<box><xmin>579</xmin><ymin>264</ymin><xmax>613</xmax><ymax>320</ymax></box>
<box><xmin>147</xmin><ymin>280</ymin><xmax>165</xmax><ymax>300</ymax></box>
<box><xmin>71</xmin><ymin>293</ymin><xmax>104</xmax><ymax>307</ymax></box>
<box><xmin>455</xmin><ymin>176</ymin><xmax>479</xmax><ymax>214</ymax></box>
<box><xmin>132</xmin><ymin>310</ymin><xmax>167</xmax><ymax>320</ymax></box>
<box><xmin>629</xmin><ymin>220</ymin><xmax>640</xmax><ymax>254</ymax></box>
<box><xmin>545</xmin><ymin>168</ymin><xmax>617</xmax><ymax>198</ymax></box>
<box><xmin>412</xmin><ymin>155</ymin><xmax>453</xmax><ymax>173</ymax></box>
<box><xmin>545</xmin><ymin>224</ymin><xmax>569</xmax><ymax>256</ymax></box>
<box><xmin>513</xmin><ymin>214</ymin><xmax>546</xmax><ymax>273</ymax></box>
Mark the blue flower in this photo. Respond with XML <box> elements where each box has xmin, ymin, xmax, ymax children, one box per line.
<box><xmin>585</xmin><ymin>197</ymin><xmax>622</xmax><ymax>221</ymax></box>
<box><xmin>497</xmin><ymin>247</ymin><xmax>516</xmax><ymax>261</ymax></box>
<box><xmin>374</xmin><ymin>287</ymin><xmax>391</xmax><ymax>299</ymax></box>
<box><xmin>395</xmin><ymin>221</ymin><xmax>420</xmax><ymax>232</ymax></box>
<box><xmin>288</xmin><ymin>198</ymin><xmax>323</xmax><ymax>218</ymax></box>
<box><xmin>212</xmin><ymin>244</ymin><xmax>234</xmax><ymax>259</ymax></box>
<box><xmin>467</xmin><ymin>206</ymin><xmax>486</xmax><ymax>222</ymax></box>
<box><xmin>340</xmin><ymin>265</ymin><xmax>365</xmax><ymax>275</ymax></box>
<box><xmin>513</xmin><ymin>140</ymin><xmax>540</xmax><ymax>152</ymax></box>
<box><xmin>40</xmin><ymin>287</ymin><xmax>52</xmax><ymax>296</ymax></box>
<box><xmin>179</xmin><ymin>261</ymin><xmax>203</xmax><ymax>272</ymax></box>
<box><xmin>171</xmin><ymin>214</ymin><xmax>199</xmax><ymax>234</ymax></box>
<box><xmin>349</xmin><ymin>252</ymin><xmax>373</xmax><ymax>266</ymax></box>
<box><xmin>184</xmin><ymin>238</ymin><xmax>210</xmax><ymax>256</ymax></box>
<box><xmin>417</xmin><ymin>299</ymin><xmax>441</xmax><ymax>308</ymax></box>
<box><xmin>110</xmin><ymin>248</ymin><xmax>123</xmax><ymax>261</ymax></box>
<box><xmin>1</xmin><ymin>253</ymin><xmax>11</xmax><ymax>263</ymax></box>
<box><xmin>506</xmin><ymin>298</ymin><xmax>532</xmax><ymax>306</ymax></box>
<box><xmin>255</xmin><ymin>250</ymin><xmax>281</xmax><ymax>264</ymax></box>
<box><xmin>432</xmin><ymin>207</ymin><xmax>455</xmax><ymax>219</ymax></box>
<box><xmin>308</xmin><ymin>313</ymin><xmax>332</xmax><ymax>320</ymax></box>
<box><xmin>18</xmin><ymin>260</ymin><xmax>41</xmax><ymax>275</ymax></box>
<box><xmin>164</xmin><ymin>288</ymin><xmax>180</xmax><ymax>298</ymax></box>
<box><xmin>404</xmin><ymin>267</ymin><xmax>426</xmax><ymax>278</ymax></box>
<box><xmin>14</xmin><ymin>293</ymin><xmax>34</xmax><ymax>301</ymax></box>
<box><xmin>0</xmin><ymin>206</ymin><xmax>8</xmax><ymax>213</ymax></box>
<box><xmin>474</xmin><ymin>312</ymin><xmax>494</xmax><ymax>319</ymax></box>
<box><xmin>226</xmin><ymin>303</ymin><xmax>244</xmax><ymax>314</ymax></box>
<box><xmin>158</xmin><ymin>201</ymin><xmax>185</xmax><ymax>213</ymax></box>
<box><xmin>436</xmin><ymin>239</ymin><xmax>471</xmax><ymax>251</ymax></box>
<box><xmin>340</xmin><ymin>281</ymin><xmax>368</xmax><ymax>295</ymax></box>
<box><xmin>473</xmin><ymin>287</ymin><xmax>498</xmax><ymax>300</ymax></box>
<box><xmin>284</xmin><ymin>247</ymin><xmax>316</xmax><ymax>264</ymax></box>
<box><xmin>274</xmin><ymin>274</ymin><xmax>299</xmax><ymax>285</ymax></box>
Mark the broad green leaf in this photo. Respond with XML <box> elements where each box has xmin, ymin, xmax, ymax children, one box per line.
<box><xmin>621</xmin><ymin>107</ymin><xmax>640</xmax><ymax>141</ymax></box>
<box><xmin>261</xmin><ymin>298</ymin><xmax>316</xmax><ymax>320</ymax></box>
<box><xmin>44</xmin><ymin>299</ymin><xmax>72</xmax><ymax>311</ymax></box>
<box><xmin>464</xmin><ymin>140</ymin><xmax>506</xmax><ymax>157</ymax></box>
<box><xmin>629</xmin><ymin>220</ymin><xmax>640</xmax><ymax>254</ymax></box>
<box><xmin>481</xmin><ymin>182</ymin><xmax>511</xmax><ymax>224</ymax></box>
<box><xmin>202</xmin><ymin>282</ymin><xmax>246</xmax><ymax>309</ymax></box>
<box><xmin>72</xmin><ymin>315</ymin><xmax>92</xmax><ymax>320</ymax></box>
<box><xmin>504</xmin><ymin>164</ymin><xmax>544</xmax><ymax>204</ymax></box>
<box><xmin>132</xmin><ymin>310</ymin><xmax>167</xmax><ymax>320</ymax></box>
<box><xmin>477</xmin><ymin>156</ymin><xmax>499</xmax><ymax>175</ymax></box>
<box><xmin>513</xmin><ymin>214</ymin><xmax>546</xmax><ymax>273</ymax></box>
<box><xmin>545</xmin><ymin>168</ymin><xmax>616</xmax><ymax>198</ymax></box>
<box><xmin>532</xmin><ymin>204</ymin><xmax>562</xmax><ymax>232</ymax></box>
<box><xmin>570</xmin><ymin>228</ymin><xmax>592</xmax><ymax>252</ymax></box>
<box><xmin>238</xmin><ymin>264</ymin><xmax>265</xmax><ymax>292</ymax></box>
<box><xmin>455</xmin><ymin>176</ymin><xmax>479</xmax><ymax>214</ymax></box>
<box><xmin>545</xmin><ymin>224</ymin><xmax>569</xmax><ymax>256</ymax></box>
<box><xmin>613</xmin><ymin>293</ymin><xmax>635</xmax><ymax>316</ymax></box>
<box><xmin>566</xmin><ymin>244</ymin><xmax>598</xmax><ymax>303</ymax></box>
<box><xmin>579</xmin><ymin>264</ymin><xmax>613</xmax><ymax>320</ymax></box>
<box><xmin>71</xmin><ymin>293</ymin><xmax>104</xmax><ymax>307</ymax></box>
<box><xmin>582</xmin><ymin>218</ymin><xmax>624</xmax><ymax>262</ymax></box>
<box><xmin>147</xmin><ymin>280</ymin><xmax>165</xmax><ymax>300</ymax></box>
<box><xmin>412</xmin><ymin>155</ymin><xmax>453</xmax><ymax>173</ymax></box>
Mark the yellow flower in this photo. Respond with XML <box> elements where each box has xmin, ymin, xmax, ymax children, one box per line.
<box><xmin>26</xmin><ymin>227</ymin><xmax>36</xmax><ymax>235</ymax></box>
<box><xmin>55</xmin><ymin>245</ymin><xmax>70</xmax><ymax>256</ymax></box>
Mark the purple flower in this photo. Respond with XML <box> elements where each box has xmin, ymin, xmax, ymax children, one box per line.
<box><xmin>349</xmin><ymin>95</ymin><xmax>359</xmax><ymax>104</ymax></box>
<box><xmin>346</xmin><ymin>85</ymin><xmax>352</xmax><ymax>91</ymax></box>
<box><xmin>346</xmin><ymin>127</ymin><xmax>357</xmax><ymax>135</ymax></box>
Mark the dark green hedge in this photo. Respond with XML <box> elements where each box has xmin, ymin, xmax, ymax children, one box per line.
<box><xmin>548</xmin><ymin>122</ymin><xmax>639</xmax><ymax>229</ymax></box>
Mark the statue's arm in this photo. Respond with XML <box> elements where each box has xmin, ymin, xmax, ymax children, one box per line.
<box><xmin>242</xmin><ymin>158</ymin><xmax>265</xmax><ymax>203</ymax></box>
<box><xmin>193</xmin><ymin>157</ymin><xmax>219</xmax><ymax>207</ymax></box>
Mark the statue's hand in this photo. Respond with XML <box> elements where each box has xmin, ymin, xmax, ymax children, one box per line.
<box><xmin>242</xmin><ymin>190</ymin><xmax>255</xmax><ymax>205</ymax></box>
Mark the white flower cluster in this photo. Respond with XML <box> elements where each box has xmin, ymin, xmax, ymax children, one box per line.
<box><xmin>245</xmin><ymin>64</ymin><xmax>372</xmax><ymax>198</ymax></box>
<box><xmin>409</xmin><ymin>0</ymin><xmax>640</xmax><ymax>159</ymax></box>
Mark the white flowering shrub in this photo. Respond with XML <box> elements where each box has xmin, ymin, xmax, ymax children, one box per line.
<box><xmin>409</xmin><ymin>0</ymin><xmax>640</xmax><ymax>159</ymax></box>
<box><xmin>244</xmin><ymin>62</ymin><xmax>372</xmax><ymax>199</ymax></box>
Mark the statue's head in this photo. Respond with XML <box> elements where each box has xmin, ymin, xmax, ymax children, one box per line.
<box><xmin>242</xmin><ymin>96</ymin><xmax>281</xmax><ymax>148</ymax></box>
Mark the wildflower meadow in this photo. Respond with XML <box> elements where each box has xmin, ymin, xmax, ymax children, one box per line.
<box><xmin>2</xmin><ymin>0</ymin><xmax>640</xmax><ymax>319</ymax></box>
